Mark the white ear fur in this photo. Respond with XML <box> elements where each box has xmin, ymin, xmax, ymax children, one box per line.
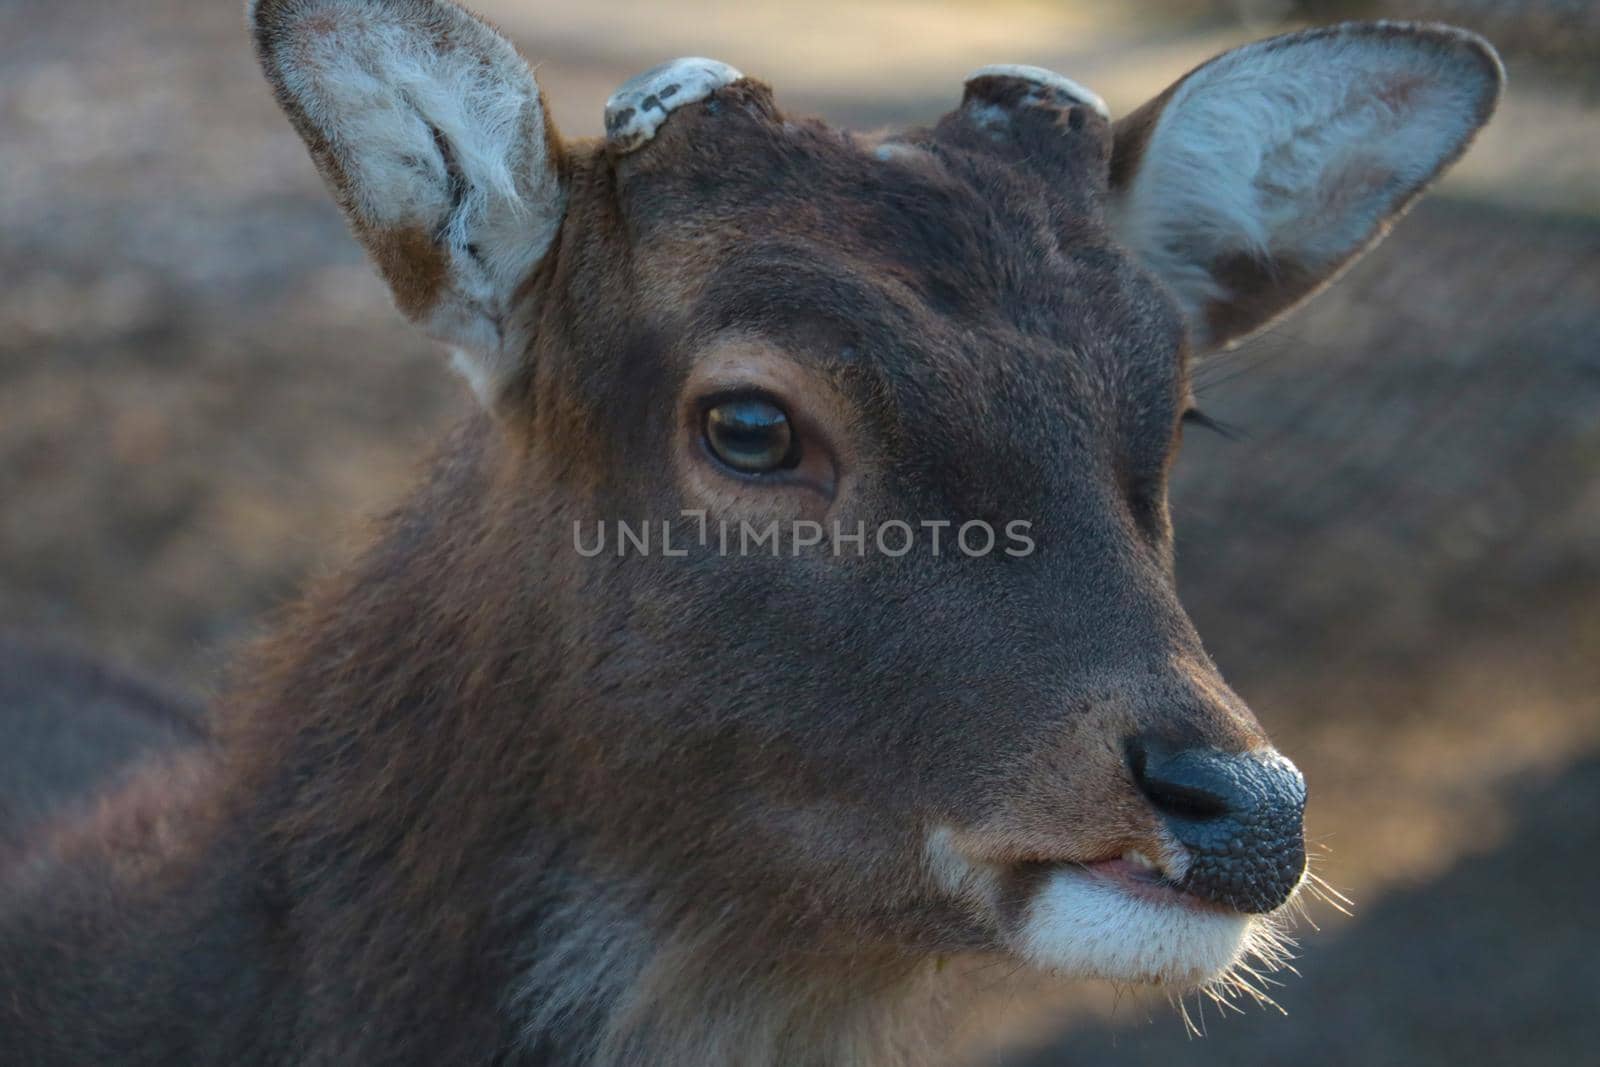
<box><xmin>251</xmin><ymin>0</ymin><xmax>565</xmax><ymax>400</ymax></box>
<box><xmin>1111</xmin><ymin>22</ymin><xmax>1502</xmax><ymax>352</ymax></box>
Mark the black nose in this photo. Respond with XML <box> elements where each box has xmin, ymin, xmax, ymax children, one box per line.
<box><xmin>1127</xmin><ymin>736</ymin><xmax>1307</xmax><ymax>913</ymax></box>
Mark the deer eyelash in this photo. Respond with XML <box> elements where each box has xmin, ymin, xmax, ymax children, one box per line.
<box><xmin>1181</xmin><ymin>407</ymin><xmax>1239</xmax><ymax>440</ymax></box>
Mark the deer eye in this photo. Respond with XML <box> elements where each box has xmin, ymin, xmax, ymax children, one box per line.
<box><xmin>703</xmin><ymin>396</ymin><xmax>798</xmax><ymax>474</ymax></box>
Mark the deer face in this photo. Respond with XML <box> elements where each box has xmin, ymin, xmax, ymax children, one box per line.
<box><xmin>253</xmin><ymin>1</ymin><xmax>1499</xmax><ymax>993</ymax></box>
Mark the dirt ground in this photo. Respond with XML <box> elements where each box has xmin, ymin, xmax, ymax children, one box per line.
<box><xmin>2</xmin><ymin>1</ymin><xmax>1597</xmax><ymax>1063</ymax></box>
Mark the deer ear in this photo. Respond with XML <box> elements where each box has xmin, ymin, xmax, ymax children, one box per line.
<box><xmin>250</xmin><ymin>0</ymin><xmax>565</xmax><ymax>400</ymax></box>
<box><xmin>1109</xmin><ymin>23</ymin><xmax>1501</xmax><ymax>353</ymax></box>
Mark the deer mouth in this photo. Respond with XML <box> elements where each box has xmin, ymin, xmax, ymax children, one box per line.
<box><xmin>997</xmin><ymin>851</ymin><xmax>1258</xmax><ymax>986</ymax></box>
<box><xmin>927</xmin><ymin>829</ymin><xmax>1270</xmax><ymax>986</ymax></box>
<box><xmin>1070</xmin><ymin>851</ymin><xmax>1234</xmax><ymax>913</ymax></box>
<box><xmin>1003</xmin><ymin>848</ymin><xmax>1240</xmax><ymax>918</ymax></box>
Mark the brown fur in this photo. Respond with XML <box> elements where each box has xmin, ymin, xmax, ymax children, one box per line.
<box><xmin>364</xmin><ymin>223</ymin><xmax>453</xmax><ymax>320</ymax></box>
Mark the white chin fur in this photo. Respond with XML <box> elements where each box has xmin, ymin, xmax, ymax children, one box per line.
<box><xmin>1016</xmin><ymin>866</ymin><xmax>1252</xmax><ymax>986</ymax></box>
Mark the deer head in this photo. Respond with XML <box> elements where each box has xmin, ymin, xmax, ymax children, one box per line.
<box><xmin>249</xmin><ymin>0</ymin><xmax>1500</xmax><ymax>1051</ymax></box>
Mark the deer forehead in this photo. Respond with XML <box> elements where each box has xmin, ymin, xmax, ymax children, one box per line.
<box><xmin>564</xmin><ymin>165</ymin><xmax>1177</xmax><ymax>412</ymax></box>
<box><xmin>593</xmin><ymin>98</ymin><xmax>1142</xmax><ymax>340</ymax></box>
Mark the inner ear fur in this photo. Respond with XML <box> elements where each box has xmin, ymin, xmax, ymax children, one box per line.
<box><xmin>1109</xmin><ymin>22</ymin><xmax>1502</xmax><ymax>353</ymax></box>
<box><xmin>251</xmin><ymin>0</ymin><xmax>567</xmax><ymax>398</ymax></box>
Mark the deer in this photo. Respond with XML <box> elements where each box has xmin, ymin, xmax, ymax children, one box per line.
<box><xmin>0</xmin><ymin>1</ymin><xmax>1501</xmax><ymax>1063</ymax></box>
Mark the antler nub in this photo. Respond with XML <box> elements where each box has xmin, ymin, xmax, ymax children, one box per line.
<box><xmin>963</xmin><ymin>64</ymin><xmax>1110</xmax><ymax>121</ymax></box>
<box><xmin>605</xmin><ymin>57</ymin><xmax>744</xmax><ymax>153</ymax></box>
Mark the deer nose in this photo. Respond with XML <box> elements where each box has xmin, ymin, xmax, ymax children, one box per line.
<box><xmin>1127</xmin><ymin>736</ymin><xmax>1307</xmax><ymax>913</ymax></box>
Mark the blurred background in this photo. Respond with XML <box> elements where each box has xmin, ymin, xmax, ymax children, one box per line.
<box><xmin>1</xmin><ymin>0</ymin><xmax>1597</xmax><ymax>1062</ymax></box>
